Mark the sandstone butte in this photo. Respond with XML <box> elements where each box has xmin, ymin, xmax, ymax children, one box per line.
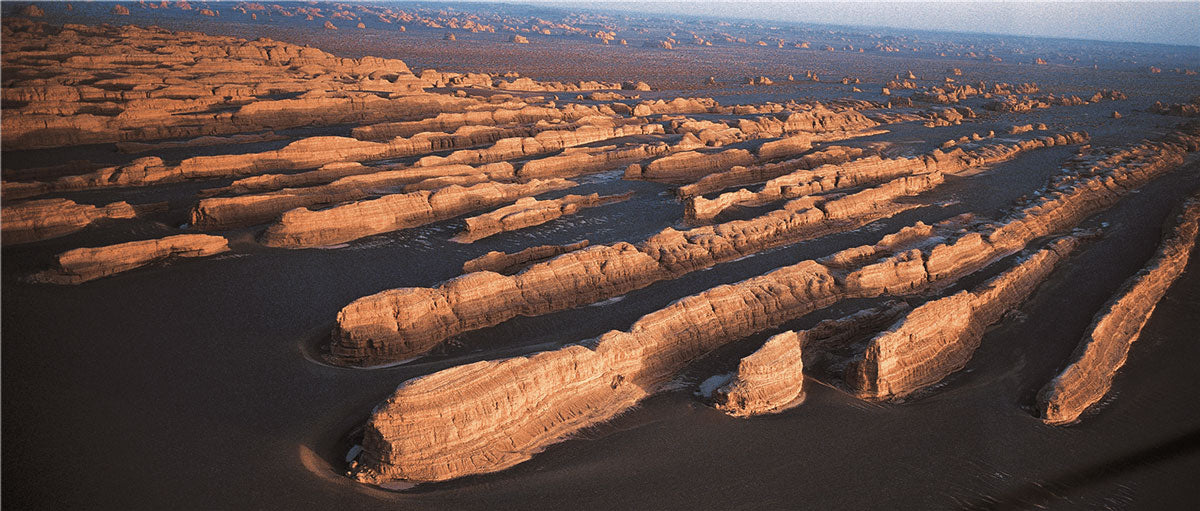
<box><xmin>452</xmin><ymin>192</ymin><xmax>633</xmax><ymax>243</ymax></box>
<box><xmin>1</xmin><ymin>198</ymin><xmax>138</xmax><ymax>245</ymax></box>
<box><xmin>712</xmin><ymin>302</ymin><xmax>909</xmax><ymax>417</ymax></box>
<box><xmin>1036</xmin><ymin>191</ymin><xmax>1200</xmax><ymax>425</ymax></box>
<box><xmin>259</xmin><ymin>178</ymin><xmax>577</xmax><ymax>248</ymax></box>
<box><xmin>462</xmin><ymin>241</ymin><xmax>590</xmax><ymax>275</ymax></box>
<box><xmin>329</xmin><ymin>169</ymin><xmax>944</xmax><ymax>365</ymax></box>
<box><xmin>348</xmin><ymin>128</ymin><xmax>1199</xmax><ymax>484</ymax></box>
<box><xmin>686</xmin><ymin>132</ymin><xmax>1089</xmax><ymax>223</ymax></box>
<box><xmin>329</xmin><ymin>131</ymin><xmax>1091</xmax><ymax>366</ymax></box>
<box><xmin>32</xmin><ymin>234</ymin><xmax>230</xmax><ymax>284</ymax></box>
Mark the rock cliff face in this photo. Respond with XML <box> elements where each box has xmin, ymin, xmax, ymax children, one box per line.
<box><xmin>2</xmin><ymin>199</ymin><xmax>138</xmax><ymax>244</ymax></box>
<box><xmin>260</xmin><ymin>178</ymin><xmax>576</xmax><ymax>248</ymax></box>
<box><xmin>452</xmin><ymin>192</ymin><xmax>632</xmax><ymax>242</ymax></box>
<box><xmin>712</xmin><ymin>302</ymin><xmax>909</xmax><ymax>417</ymax></box>
<box><xmin>847</xmin><ymin>236</ymin><xmax>1080</xmax><ymax>400</ymax></box>
<box><xmin>1037</xmin><ymin>193</ymin><xmax>1200</xmax><ymax>425</ymax></box>
<box><xmin>331</xmin><ymin>172</ymin><xmax>941</xmax><ymax>365</ymax></box>
<box><xmin>712</xmin><ymin>331</ymin><xmax>808</xmax><ymax>417</ymax></box>
<box><xmin>32</xmin><ymin>234</ymin><xmax>230</xmax><ymax>284</ymax></box>
<box><xmin>461</xmin><ymin>241</ymin><xmax>590</xmax><ymax>275</ymax></box>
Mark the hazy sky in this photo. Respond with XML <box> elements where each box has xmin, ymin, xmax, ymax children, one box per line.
<box><xmin>547</xmin><ymin>1</ymin><xmax>1200</xmax><ymax>47</ymax></box>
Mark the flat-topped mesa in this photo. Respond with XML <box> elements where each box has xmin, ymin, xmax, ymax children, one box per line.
<box><xmin>712</xmin><ymin>302</ymin><xmax>910</xmax><ymax>417</ymax></box>
<box><xmin>331</xmin><ymin>172</ymin><xmax>945</xmax><ymax>365</ymax></box>
<box><xmin>847</xmin><ymin>236</ymin><xmax>1081</xmax><ymax>400</ymax></box>
<box><xmin>1037</xmin><ymin>193</ymin><xmax>1200</xmax><ymax>425</ymax></box>
<box><xmin>686</xmin><ymin>131</ymin><xmax>1089</xmax><ymax>223</ymax></box>
<box><xmin>189</xmin><ymin>162</ymin><xmax>515</xmax><ymax>230</ymax></box>
<box><xmin>452</xmin><ymin>192</ymin><xmax>633</xmax><ymax>243</ymax></box>
<box><xmin>260</xmin><ymin>178</ymin><xmax>576</xmax><ymax>248</ymax></box>
<box><xmin>1</xmin><ymin>199</ymin><xmax>138</xmax><ymax>245</ymax></box>
<box><xmin>677</xmin><ymin>145</ymin><xmax>869</xmax><ymax>199</ymax></box>
<box><xmin>31</xmin><ymin>234</ymin><xmax>230</xmax><ymax>284</ymax></box>
<box><xmin>462</xmin><ymin>240</ymin><xmax>590</xmax><ymax>275</ymax></box>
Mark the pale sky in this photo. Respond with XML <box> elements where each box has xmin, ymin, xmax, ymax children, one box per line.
<box><xmin>549</xmin><ymin>1</ymin><xmax>1200</xmax><ymax>47</ymax></box>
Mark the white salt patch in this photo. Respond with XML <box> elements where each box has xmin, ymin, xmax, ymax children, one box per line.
<box><xmin>589</xmin><ymin>295</ymin><xmax>626</xmax><ymax>307</ymax></box>
<box><xmin>696</xmin><ymin>373</ymin><xmax>734</xmax><ymax>398</ymax></box>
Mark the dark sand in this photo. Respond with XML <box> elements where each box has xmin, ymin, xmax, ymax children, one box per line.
<box><xmin>3</xmin><ymin>2</ymin><xmax>1199</xmax><ymax>509</ymax></box>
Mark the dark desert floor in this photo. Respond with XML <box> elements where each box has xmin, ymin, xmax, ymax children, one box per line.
<box><xmin>3</xmin><ymin>2</ymin><xmax>1200</xmax><ymax>509</ymax></box>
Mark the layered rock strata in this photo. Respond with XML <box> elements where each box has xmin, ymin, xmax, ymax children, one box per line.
<box><xmin>847</xmin><ymin>236</ymin><xmax>1080</xmax><ymax>400</ymax></box>
<box><xmin>461</xmin><ymin>241</ymin><xmax>590</xmax><ymax>275</ymax></box>
<box><xmin>351</xmin><ymin>129</ymin><xmax>1199</xmax><ymax>484</ymax></box>
<box><xmin>2</xmin><ymin>22</ymin><xmax>430</xmax><ymax>151</ymax></box>
<box><xmin>32</xmin><ymin>234</ymin><xmax>230</xmax><ymax>284</ymax></box>
<box><xmin>452</xmin><ymin>192</ymin><xmax>632</xmax><ymax>242</ymax></box>
<box><xmin>687</xmin><ymin>132</ymin><xmax>1089</xmax><ymax>223</ymax></box>
<box><xmin>260</xmin><ymin>179</ymin><xmax>576</xmax><ymax>248</ymax></box>
<box><xmin>332</xmin><ymin>172</ymin><xmax>943</xmax><ymax>365</ymax></box>
<box><xmin>189</xmin><ymin>162</ymin><xmax>515</xmax><ymax>230</ymax></box>
<box><xmin>1037</xmin><ymin>192</ymin><xmax>1200</xmax><ymax>425</ymax></box>
<box><xmin>2</xmin><ymin>199</ymin><xmax>138</xmax><ymax>244</ymax></box>
<box><xmin>712</xmin><ymin>302</ymin><xmax>910</xmax><ymax>417</ymax></box>
<box><xmin>676</xmin><ymin>146</ymin><xmax>868</xmax><ymax>199</ymax></box>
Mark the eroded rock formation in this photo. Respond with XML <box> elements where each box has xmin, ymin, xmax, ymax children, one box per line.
<box><xmin>461</xmin><ymin>241</ymin><xmax>590</xmax><ymax>275</ymax></box>
<box><xmin>452</xmin><ymin>192</ymin><xmax>632</xmax><ymax>242</ymax></box>
<box><xmin>32</xmin><ymin>234</ymin><xmax>230</xmax><ymax>284</ymax></box>
<box><xmin>2</xmin><ymin>198</ymin><xmax>139</xmax><ymax>244</ymax></box>
<box><xmin>847</xmin><ymin>236</ymin><xmax>1080</xmax><ymax>399</ymax></box>
<box><xmin>1037</xmin><ymin>192</ymin><xmax>1200</xmax><ymax>425</ymax></box>
<box><xmin>260</xmin><ymin>178</ymin><xmax>576</xmax><ymax>248</ymax></box>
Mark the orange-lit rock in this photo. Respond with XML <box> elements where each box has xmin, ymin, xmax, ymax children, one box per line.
<box><xmin>32</xmin><ymin>234</ymin><xmax>229</xmax><ymax>284</ymax></box>
<box><xmin>1038</xmin><ymin>193</ymin><xmax>1200</xmax><ymax>425</ymax></box>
